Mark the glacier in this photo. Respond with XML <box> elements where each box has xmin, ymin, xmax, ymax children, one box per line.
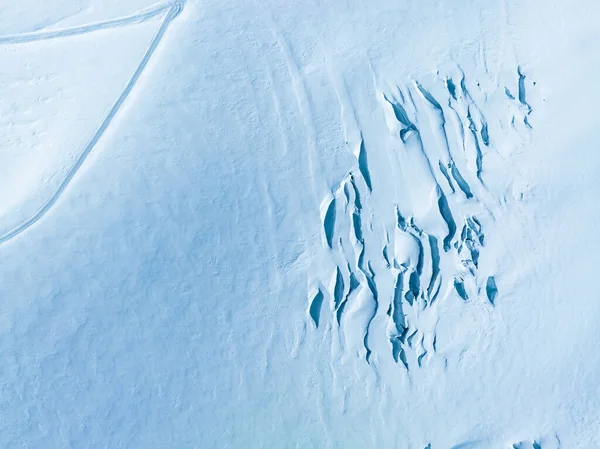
<box><xmin>0</xmin><ymin>0</ymin><xmax>598</xmax><ymax>447</ymax></box>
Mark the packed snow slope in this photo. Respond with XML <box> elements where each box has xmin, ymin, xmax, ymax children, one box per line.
<box><xmin>0</xmin><ymin>0</ymin><xmax>598</xmax><ymax>447</ymax></box>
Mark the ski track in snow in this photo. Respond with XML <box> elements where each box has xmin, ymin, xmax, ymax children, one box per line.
<box><xmin>0</xmin><ymin>3</ymin><xmax>174</xmax><ymax>44</ymax></box>
<box><xmin>309</xmin><ymin>65</ymin><xmax>535</xmax><ymax>370</ymax></box>
<box><xmin>0</xmin><ymin>1</ymin><xmax>185</xmax><ymax>244</ymax></box>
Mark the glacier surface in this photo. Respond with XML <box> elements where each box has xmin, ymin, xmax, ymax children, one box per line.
<box><xmin>1</xmin><ymin>0</ymin><xmax>599</xmax><ymax>447</ymax></box>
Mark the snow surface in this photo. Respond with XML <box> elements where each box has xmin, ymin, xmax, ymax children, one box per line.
<box><xmin>1</xmin><ymin>0</ymin><xmax>599</xmax><ymax>447</ymax></box>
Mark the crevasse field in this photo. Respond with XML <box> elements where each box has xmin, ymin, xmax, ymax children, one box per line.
<box><xmin>1</xmin><ymin>0</ymin><xmax>598</xmax><ymax>447</ymax></box>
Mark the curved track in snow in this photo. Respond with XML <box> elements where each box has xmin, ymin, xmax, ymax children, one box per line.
<box><xmin>0</xmin><ymin>1</ymin><xmax>185</xmax><ymax>244</ymax></box>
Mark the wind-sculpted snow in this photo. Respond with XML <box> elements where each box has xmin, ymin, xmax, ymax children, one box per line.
<box><xmin>436</xmin><ymin>438</ymin><xmax>561</xmax><ymax>449</ymax></box>
<box><xmin>5</xmin><ymin>0</ymin><xmax>600</xmax><ymax>446</ymax></box>
<box><xmin>310</xmin><ymin>67</ymin><xmax>535</xmax><ymax>369</ymax></box>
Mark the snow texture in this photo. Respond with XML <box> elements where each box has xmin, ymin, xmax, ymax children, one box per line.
<box><xmin>1</xmin><ymin>0</ymin><xmax>599</xmax><ymax>447</ymax></box>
